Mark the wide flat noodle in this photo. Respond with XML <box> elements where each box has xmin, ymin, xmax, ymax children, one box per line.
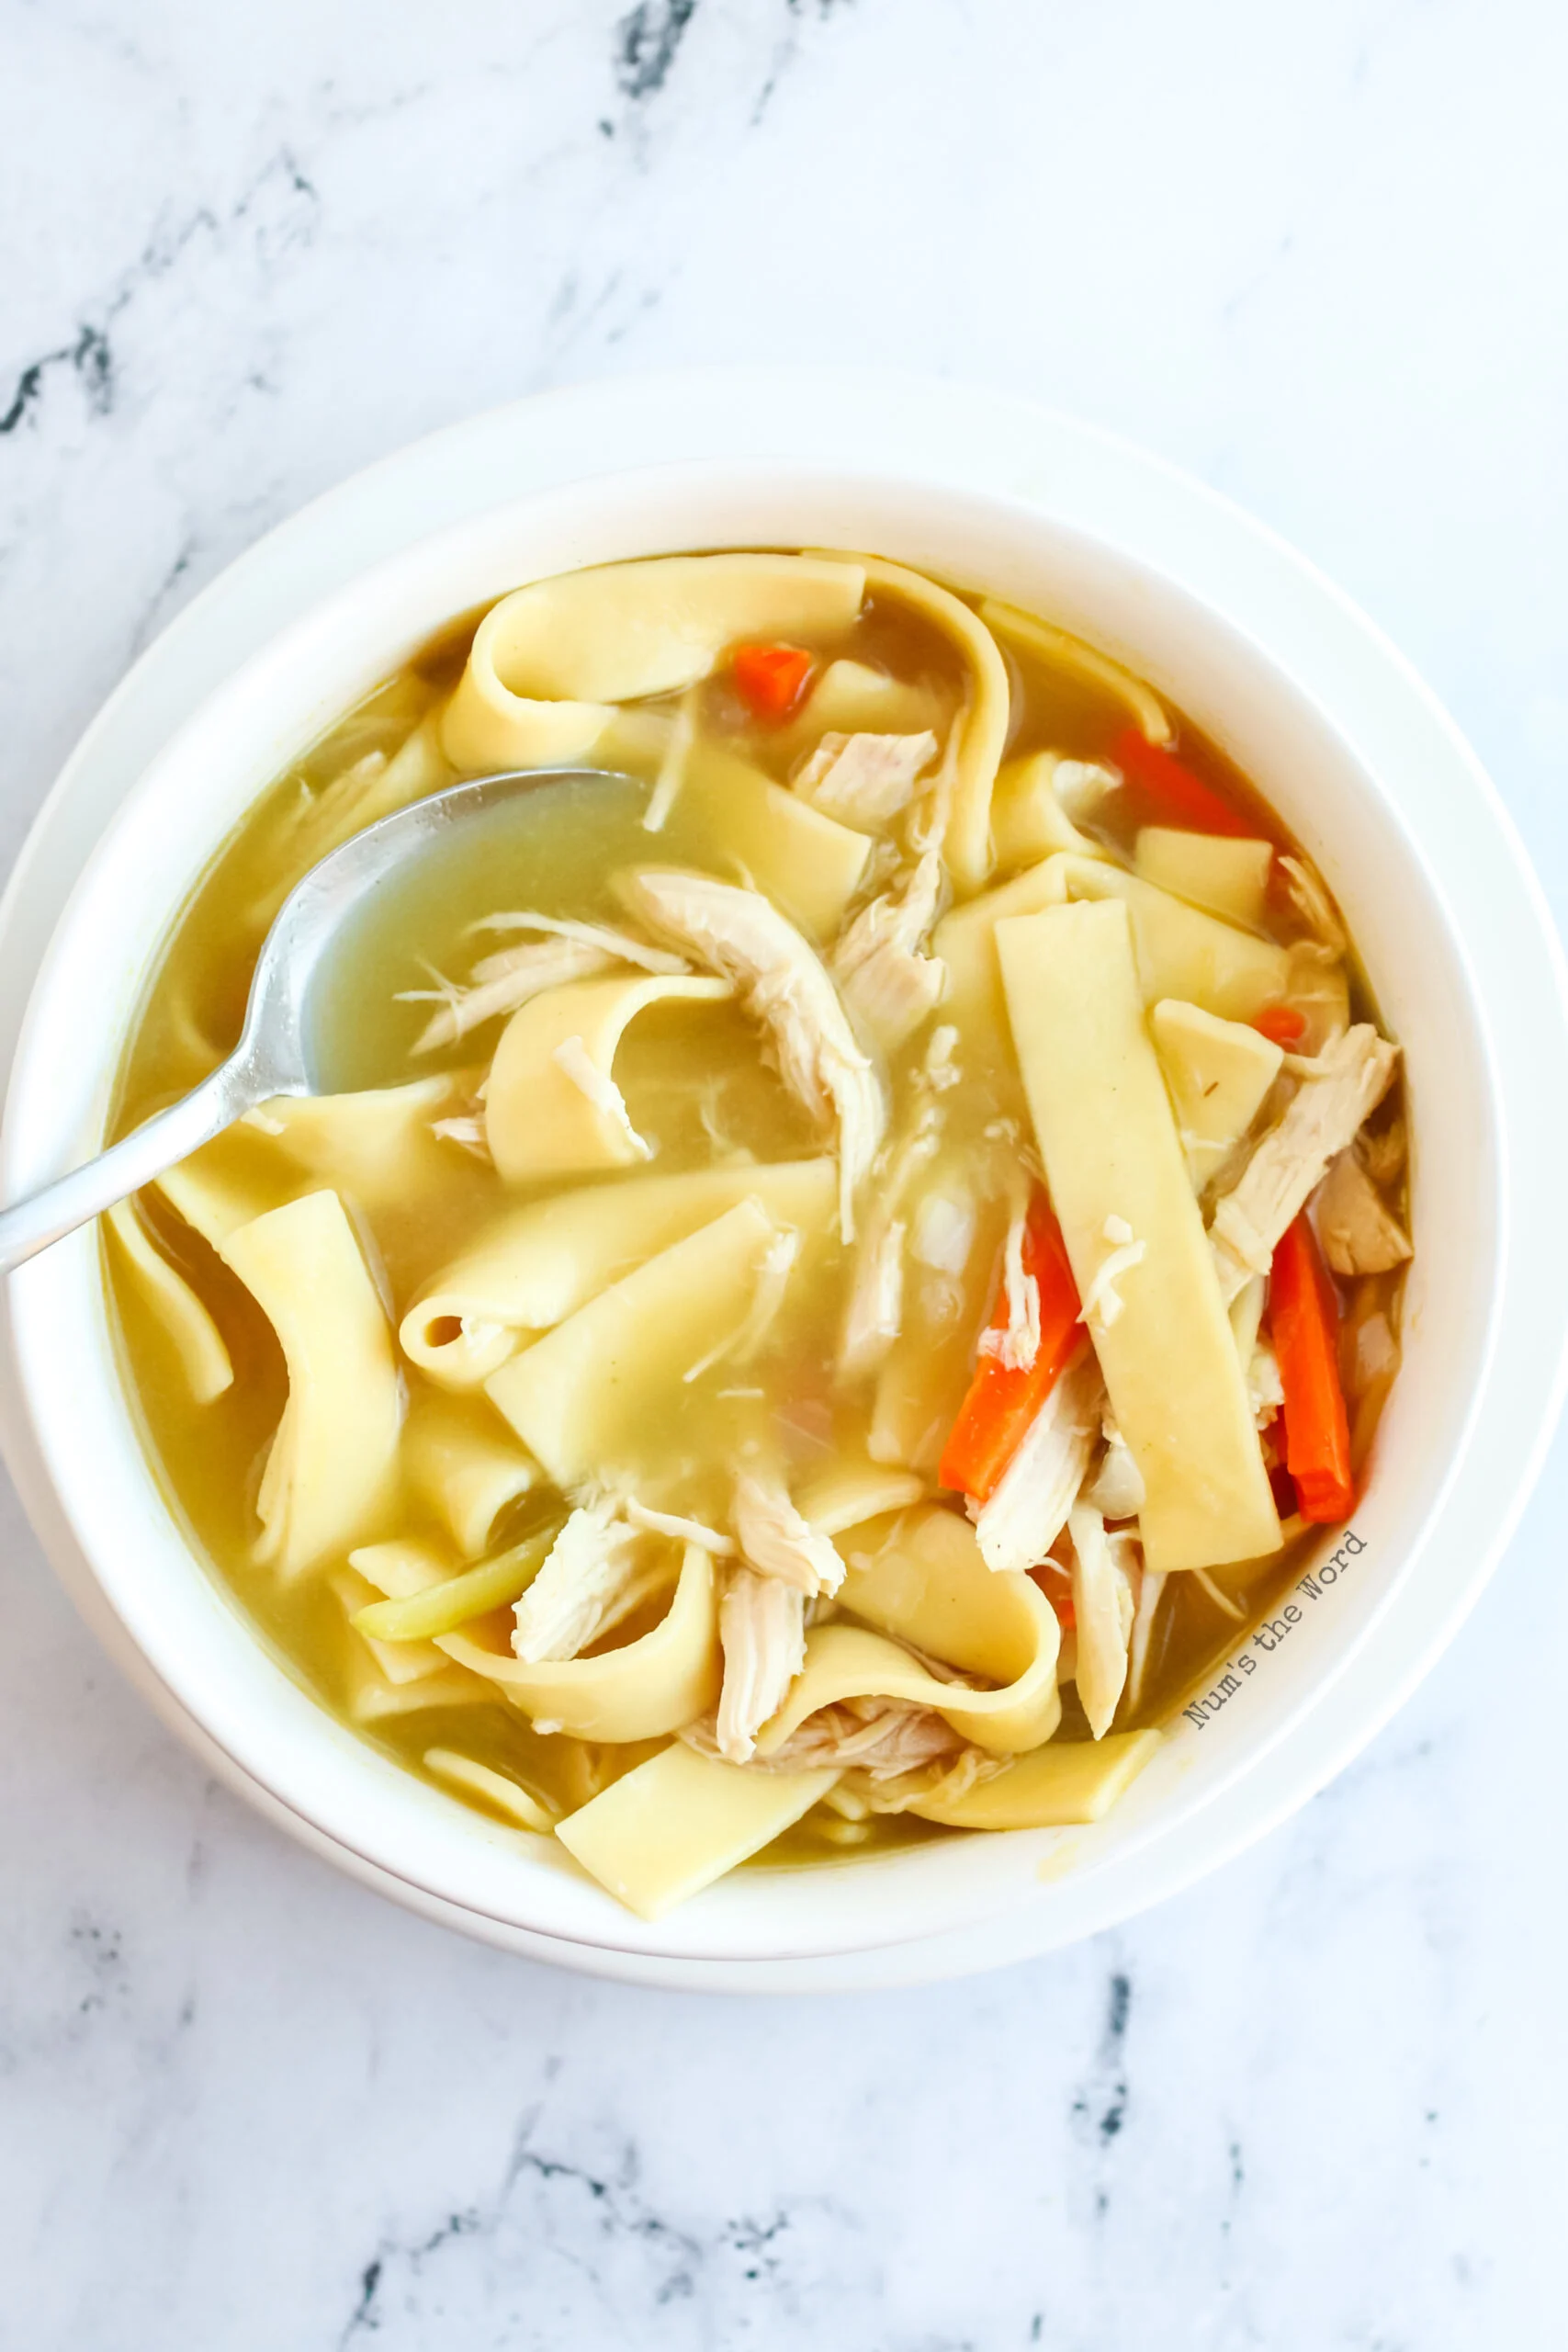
<box><xmin>937</xmin><ymin>853</ymin><xmax>1290</xmax><ymax>1035</ymax></box>
<box><xmin>977</xmin><ymin>600</ymin><xmax>1172</xmax><ymax>746</ymax></box>
<box><xmin>555</xmin><ymin>1741</ymin><xmax>839</xmax><ymax>1920</ymax></box>
<box><xmin>403</xmin><ymin>1392</ymin><xmax>538</xmax><ymax>1558</ymax></box>
<box><xmin>760</xmin><ymin>1504</ymin><xmax>1061</xmax><ymax>1756</ymax></box>
<box><xmin>909</xmin><ymin>1728</ymin><xmax>1161</xmax><ymax>1827</ymax></box>
<box><xmin>440</xmin><ymin>554</ymin><xmax>867</xmax><ymax>773</ymax></box>
<box><xmin>484</xmin><ymin>1198</ymin><xmax>787</xmax><ymax>1487</ymax></box>
<box><xmin>103</xmin><ymin>1198</ymin><xmax>231</xmax><ymax>1403</ymax></box>
<box><xmin>757</xmin><ymin>1619</ymin><xmax>1057</xmax><ymax>1758</ymax></box>
<box><xmin>401</xmin><ymin>1158</ymin><xmax>835</xmax><ymax>1389</ymax></box>
<box><xmin>484</xmin><ymin>973</ymin><xmax>730</xmax><ymax>1180</ymax></box>
<box><xmin>438</xmin><ymin>1544</ymin><xmax>720</xmax><ymax>1742</ymax></box>
<box><xmin>997</xmin><ymin>901</ymin><xmax>1280</xmax><ymax>1571</ymax></box>
<box><xmin>853</xmin><ymin>557</ymin><xmax>1011</xmax><ymax>897</ymax></box>
<box><xmin>218</xmin><ymin>1189</ymin><xmax>403</xmax><ymax>1577</ymax></box>
<box><xmin>159</xmin><ymin>1077</ymin><xmax>473</xmax><ymax>1249</ymax></box>
<box><xmin>671</xmin><ymin>739</ymin><xmax>872</xmax><ymax>940</ymax></box>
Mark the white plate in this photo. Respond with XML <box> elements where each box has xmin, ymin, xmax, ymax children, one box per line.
<box><xmin>2</xmin><ymin>371</ymin><xmax>1563</xmax><ymax>1990</ymax></box>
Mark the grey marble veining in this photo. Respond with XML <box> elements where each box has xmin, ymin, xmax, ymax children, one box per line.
<box><xmin>4</xmin><ymin>3</ymin><xmax>1567</xmax><ymax>2344</ymax></box>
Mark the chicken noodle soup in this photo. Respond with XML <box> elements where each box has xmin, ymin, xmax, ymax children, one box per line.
<box><xmin>106</xmin><ymin>551</ymin><xmax>1412</xmax><ymax>1918</ymax></box>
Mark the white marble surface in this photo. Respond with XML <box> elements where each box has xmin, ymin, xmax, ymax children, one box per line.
<box><xmin>4</xmin><ymin>1</ymin><xmax>1567</xmax><ymax>2342</ymax></box>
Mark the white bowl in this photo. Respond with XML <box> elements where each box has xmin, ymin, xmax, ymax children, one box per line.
<box><xmin>4</xmin><ymin>373</ymin><xmax>1565</xmax><ymax>1991</ymax></box>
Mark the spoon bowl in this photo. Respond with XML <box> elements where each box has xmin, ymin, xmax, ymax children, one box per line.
<box><xmin>0</xmin><ymin>768</ymin><xmax>624</xmax><ymax>1275</ymax></box>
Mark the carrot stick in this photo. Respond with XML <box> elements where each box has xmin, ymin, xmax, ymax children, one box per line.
<box><xmin>1253</xmin><ymin>1006</ymin><xmax>1306</xmax><ymax>1046</ymax></box>
<box><xmin>731</xmin><ymin>643</ymin><xmax>814</xmax><ymax>721</ymax></box>
<box><xmin>939</xmin><ymin>1192</ymin><xmax>1083</xmax><ymax>1503</ymax></box>
<box><xmin>1269</xmin><ymin>1213</ymin><xmax>1354</xmax><ymax>1523</ymax></box>
<box><xmin>1111</xmin><ymin>726</ymin><xmax>1254</xmax><ymax>839</ymax></box>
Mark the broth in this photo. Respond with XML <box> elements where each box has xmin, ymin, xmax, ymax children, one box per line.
<box><xmin>104</xmin><ymin>550</ymin><xmax>1409</xmax><ymax>1909</ymax></box>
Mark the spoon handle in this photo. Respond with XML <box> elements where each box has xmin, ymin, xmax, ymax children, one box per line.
<box><xmin>0</xmin><ymin>1054</ymin><xmax>259</xmax><ymax>1278</ymax></box>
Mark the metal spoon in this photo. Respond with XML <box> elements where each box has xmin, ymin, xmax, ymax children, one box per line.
<box><xmin>0</xmin><ymin>766</ymin><xmax>626</xmax><ymax>1276</ymax></box>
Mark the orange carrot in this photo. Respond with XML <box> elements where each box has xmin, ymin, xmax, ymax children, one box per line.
<box><xmin>1253</xmin><ymin>1005</ymin><xmax>1306</xmax><ymax>1046</ymax></box>
<box><xmin>939</xmin><ymin>1192</ymin><xmax>1083</xmax><ymax>1503</ymax></box>
<box><xmin>731</xmin><ymin>642</ymin><xmax>814</xmax><ymax>721</ymax></box>
<box><xmin>1111</xmin><ymin>726</ymin><xmax>1254</xmax><ymax>838</ymax></box>
<box><xmin>1269</xmin><ymin>1213</ymin><xmax>1354</xmax><ymax>1523</ymax></box>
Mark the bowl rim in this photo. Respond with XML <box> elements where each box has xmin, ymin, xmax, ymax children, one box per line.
<box><xmin>3</xmin><ymin>370</ymin><xmax>1564</xmax><ymax>1987</ymax></box>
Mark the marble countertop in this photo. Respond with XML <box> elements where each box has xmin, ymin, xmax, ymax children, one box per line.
<box><xmin>5</xmin><ymin>3</ymin><xmax>1567</xmax><ymax>2343</ymax></box>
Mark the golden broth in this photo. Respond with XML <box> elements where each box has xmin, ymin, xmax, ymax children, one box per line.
<box><xmin>105</xmin><ymin>566</ymin><xmax>1407</xmax><ymax>1864</ymax></box>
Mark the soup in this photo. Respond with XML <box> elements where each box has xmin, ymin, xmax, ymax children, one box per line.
<box><xmin>105</xmin><ymin>551</ymin><xmax>1410</xmax><ymax>1918</ymax></box>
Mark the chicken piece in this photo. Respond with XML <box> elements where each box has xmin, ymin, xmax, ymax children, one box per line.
<box><xmin>511</xmin><ymin>1499</ymin><xmax>649</xmax><ymax>1664</ymax></box>
<box><xmin>794</xmin><ymin>729</ymin><xmax>940</xmax><ymax>826</ymax></box>
<box><xmin>1077</xmin><ymin>1215</ymin><xmax>1146</xmax><ymax>1337</ymax></box>
<box><xmin>974</xmin><ymin>1350</ymin><xmax>1102</xmax><ymax>1573</ymax></box>
<box><xmin>734</xmin><ymin>1469</ymin><xmax>846</xmax><ymax>1596</ymax></box>
<box><xmin>400</xmin><ymin>937</ymin><xmax>615</xmax><ymax>1053</ymax></box>
<box><xmin>1210</xmin><ymin>1025</ymin><xmax>1399</xmax><ymax>1302</ymax></box>
<box><xmin>715</xmin><ymin>1568</ymin><xmax>807</xmax><ymax>1762</ymax></box>
<box><xmin>860</xmin><ymin>1741</ymin><xmax>1003</xmax><ymax>1813</ymax></box>
<box><xmin>839</xmin><ymin>1214</ymin><xmax>908</xmax><ymax>1383</ymax></box>
<box><xmin>1278</xmin><ymin>854</ymin><xmax>1348</xmax><ymax>953</ymax></box>
<box><xmin>838</xmin><ymin>1111</ymin><xmax>942</xmax><ymax>1382</ymax></box>
<box><xmin>1083</xmin><ymin>1408</ymin><xmax>1146</xmax><ymax>1520</ymax></box>
<box><xmin>1357</xmin><ymin>1116</ymin><xmax>1406</xmax><ymax>1188</ymax></box>
<box><xmin>761</xmin><ymin>1693</ymin><xmax>964</xmax><ymax>1777</ymax></box>
<box><xmin>1315</xmin><ymin>1148</ymin><xmax>1412</xmax><ymax>1276</ymax></box>
<box><xmin>832</xmin><ymin>851</ymin><xmax>948</xmax><ymax>1053</ymax></box>
<box><xmin>623</xmin><ymin>1499</ymin><xmax>736</xmax><ymax>1555</ymax></box>
<box><xmin>1067</xmin><ymin>1503</ymin><xmax>1136</xmax><ymax>1738</ymax></box>
<box><xmin>978</xmin><ymin>1182</ymin><xmax>1041</xmax><ymax>1373</ymax></box>
<box><xmin>1247</xmin><ymin>1334</ymin><xmax>1284</xmax><ymax>1428</ymax></box>
<box><xmin>683</xmin><ymin>1225</ymin><xmax>802</xmax><ymax>1383</ymax></box>
<box><xmin>615</xmin><ymin>868</ymin><xmax>884</xmax><ymax>1239</ymax></box>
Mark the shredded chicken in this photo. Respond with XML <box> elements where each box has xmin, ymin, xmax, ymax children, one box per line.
<box><xmin>1077</xmin><ymin>1215</ymin><xmax>1146</xmax><ymax>1335</ymax></box>
<box><xmin>1083</xmin><ymin>1409</ymin><xmax>1146</xmax><ymax>1520</ymax></box>
<box><xmin>1247</xmin><ymin>1335</ymin><xmax>1284</xmax><ymax>1428</ymax></box>
<box><xmin>710</xmin><ymin>1569</ymin><xmax>807</xmax><ymax>1763</ymax></box>
<box><xmin>974</xmin><ymin>1350</ymin><xmax>1102</xmax><ymax>1573</ymax></box>
<box><xmin>643</xmin><ymin>687</ymin><xmax>697</xmax><ymax>832</ymax></box>
<box><xmin>616</xmin><ymin>868</ymin><xmax>884</xmax><ymax>1240</ymax></box>
<box><xmin>429</xmin><ymin>1113</ymin><xmax>492</xmax><ymax>1162</ymax></box>
<box><xmin>1358</xmin><ymin>1117</ymin><xmax>1406</xmax><ymax>1188</ymax></box>
<box><xmin>910</xmin><ymin>1187</ymin><xmax>976</xmax><ymax>1278</ymax></box>
<box><xmin>832</xmin><ymin>851</ymin><xmax>948</xmax><ymax>1052</ymax></box>
<box><xmin>839</xmin><ymin>1112</ymin><xmax>942</xmax><ymax>1381</ymax></box>
<box><xmin>1067</xmin><ymin>1503</ymin><xmax>1134</xmax><ymax>1738</ymax></box>
<box><xmin>683</xmin><ymin>1223</ymin><xmax>800</xmax><ymax>1383</ymax></box>
<box><xmin>400</xmin><ymin>937</ymin><xmax>614</xmax><ymax>1052</ymax></box>
<box><xmin>623</xmin><ymin>1499</ymin><xmax>736</xmax><ymax>1555</ymax></box>
<box><xmin>1315</xmin><ymin>1148</ymin><xmax>1412</xmax><ymax>1276</ymax></box>
<box><xmin>1053</xmin><ymin>758</ymin><xmax>1122</xmax><ymax>822</ymax></box>
<box><xmin>919</xmin><ymin>1023</ymin><xmax>962</xmax><ymax>1092</ymax></box>
<box><xmin>512</xmin><ymin>1501</ymin><xmax>651</xmax><ymax>1664</ymax></box>
<box><xmin>468</xmin><ymin>910</ymin><xmax>689</xmax><ymax>974</ymax></box>
<box><xmin>977</xmin><ymin>1185</ymin><xmax>1041</xmax><ymax>1373</ymax></box>
<box><xmin>859</xmin><ymin>1742</ymin><xmax>1006</xmax><ymax>1813</ymax></box>
<box><xmin>1210</xmin><ymin>1025</ymin><xmax>1399</xmax><ymax>1302</ymax></box>
<box><xmin>551</xmin><ymin>1034</ymin><xmax>652</xmax><ymax>1159</ymax></box>
<box><xmin>1278</xmin><ymin>854</ymin><xmax>1348</xmax><ymax>953</ymax></box>
<box><xmin>761</xmin><ymin>1693</ymin><xmax>963</xmax><ymax>1778</ymax></box>
<box><xmin>794</xmin><ymin>729</ymin><xmax>940</xmax><ymax>825</ymax></box>
<box><xmin>734</xmin><ymin>1469</ymin><xmax>845</xmax><ymax>1597</ymax></box>
<box><xmin>840</xmin><ymin>1214</ymin><xmax>908</xmax><ymax>1382</ymax></box>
